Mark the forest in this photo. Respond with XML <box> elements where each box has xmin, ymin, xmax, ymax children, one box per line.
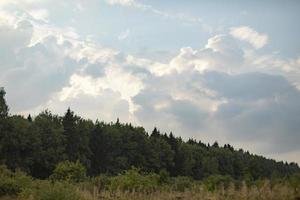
<box><xmin>1</xmin><ymin>88</ymin><xmax>300</xmax><ymax>199</ymax></box>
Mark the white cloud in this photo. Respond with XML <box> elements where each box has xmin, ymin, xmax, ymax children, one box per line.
<box><xmin>230</xmin><ymin>26</ymin><xmax>268</xmax><ymax>49</ymax></box>
<box><xmin>106</xmin><ymin>0</ymin><xmax>138</xmax><ymax>7</ymax></box>
<box><xmin>126</xmin><ymin>35</ymin><xmax>244</xmax><ymax>76</ymax></box>
<box><xmin>169</xmin><ymin>35</ymin><xmax>244</xmax><ymax>74</ymax></box>
<box><xmin>34</xmin><ymin>89</ymin><xmax>133</xmax><ymax>123</ymax></box>
<box><xmin>28</xmin><ymin>9</ymin><xmax>49</xmax><ymax>22</ymax></box>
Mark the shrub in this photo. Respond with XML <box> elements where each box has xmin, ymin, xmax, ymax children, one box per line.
<box><xmin>0</xmin><ymin>165</ymin><xmax>13</xmax><ymax>177</ymax></box>
<box><xmin>89</xmin><ymin>174</ymin><xmax>111</xmax><ymax>191</ymax></box>
<box><xmin>203</xmin><ymin>175</ymin><xmax>233</xmax><ymax>191</ymax></box>
<box><xmin>21</xmin><ymin>180</ymin><xmax>81</xmax><ymax>200</ymax></box>
<box><xmin>171</xmin><ymin>176</ymin><xmax>193</xmax><ymax>192</ymax></box>
<box><xmin>0</xmin><ymin>178</ymin><xmax>21</xmax><ymax>196</ymax></box>
<box><xmin>50</xmin><ymin>161</ymin><xmax>86</xmax><ymax>183</ymax></box>
<box><xmin>108</xmin><ymin>168</ymin><xmax>159</xmax><ymax>192</ymax></box>
<box><xmin>288</xmin><ymin>173</ymin><xmax>300</xmax><ymax>196</ymax></box>
<box><xmin>0</xmin><ymin>165</ymin><xmax>33</xmax><ymax>197</ymax></box>
<box><xmin>159</xmin><ymin>169</ymin><xmax>170</xmax><ymax>184</ymax></box>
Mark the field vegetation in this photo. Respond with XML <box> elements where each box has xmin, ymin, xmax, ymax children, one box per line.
<box><xmin>0</xmin><ymin>164</ymin><xmax>300</xmax><ymax>200</ymax></box>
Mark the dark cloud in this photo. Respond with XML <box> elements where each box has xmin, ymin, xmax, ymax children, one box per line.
<box><xmin>203</xmin><ymin>71</ymin><xmax>300</xmax><ymax>153</ymax></box>
<box><xmin>163</xmin><ymin>99</ymin><xmax>207</xmax><ymax>130</ymax></box>
<box><xmin>133</xmin><ymin>70</ymin><xmax>300</xmax><ymax>155</ymax></box>
<box><xmin>203</xmin><ymin>71</ymin><xmax>295</xmax><ymax>100</ymax></box>
<box><xmin>83</xmin><ymin>63</ymin><xmax>105</xmax><ymax>78</ymax></box>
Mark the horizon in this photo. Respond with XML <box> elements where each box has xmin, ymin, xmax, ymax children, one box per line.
<box><xmin>0</xmin><ymin>0</ymin><xmax>300</xmax><ymax>165</ymax></box>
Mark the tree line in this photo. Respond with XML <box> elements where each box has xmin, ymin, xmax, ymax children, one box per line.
<box><xmin>0</xmin><ymin>88</ymin><xmax>299</xmax><ymax>180</ymax></box>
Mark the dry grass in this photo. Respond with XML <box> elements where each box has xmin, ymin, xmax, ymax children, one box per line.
<box><xmin>1</xmin><ymin>180</ymin><xmax>299</xmax><ymax>200</ymax></box>
<box><xmin>77</xmin><ymin>182</ymin><xmax>300</xmax><ymax>200</ymax></box>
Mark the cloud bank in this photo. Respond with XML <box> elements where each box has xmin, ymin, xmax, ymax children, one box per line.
<box><xmin>1</xmin><ymin>1</ymin><xmax>300</xmax><ymax>164</ymax></box>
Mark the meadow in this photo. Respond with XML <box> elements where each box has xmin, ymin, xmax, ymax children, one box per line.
<box><xmin>1</xmin><ymin>164</ymin><xmax>299</xmax><ymax>200</ymax></box>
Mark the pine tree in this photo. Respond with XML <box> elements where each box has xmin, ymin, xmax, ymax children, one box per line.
<box><xmin>62</xmin><ymin>108</ymin><xmax>91</xmax><ymax>167</ymax></box>
<box><xmin>151</xmin><ymin>127</ymin><xmax>160</xmax><ymax>138</ymax></box>
<box><xmin>0</xmin><ymin>87</ymin><xmax>8</xmax><ymax>118</ymax></box>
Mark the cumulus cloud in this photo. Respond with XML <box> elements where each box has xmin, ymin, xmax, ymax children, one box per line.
<box><xmin>176</xmin><ymin>35</ymin><xmax>242</xmax><ymax>73</ymax></box>
<box><xmin>128</xmin><ymin>34</ymin><xmax>244</xmax><ymax>75</ymax></box>
<box><xmin>132</xmin><ymin>69</ymin><xmax>300</xmax><ymax>160</ymax></box>
<box><xmin>230</xmin><ymin>26</ymin><xmax>268</xmax><ymax>49</ymax></box>
<box><xmin>1</xmin><ymin>35</ymin><xmax>78</xmax><ymax>111</ymax></box>
<box><xmin>126</xmin><ymin>32</ymin><xmax>300</xmax><ymax>163</ymax></box>
<box><xmin>1</xmin><ymin>1</ymin><xmax>300</xmax><ymax>165</ymax></box>
<box><xmin>244</xmin><ymin>51</ymin><xmax>300</xmax><ymax>89</ymax></box>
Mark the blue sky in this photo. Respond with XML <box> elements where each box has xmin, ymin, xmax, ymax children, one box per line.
<box><xmin>0</xmin><ymin>0</ymin><xmax>300</xmax><ymax>164</ymax></box>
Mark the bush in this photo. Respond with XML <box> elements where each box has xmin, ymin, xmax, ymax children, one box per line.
<box><xmin>171</xmin><ymin>176</ymin><xmax>193</xmax><ymax>192</ymax></box>
<box><xmin>108</xmin><ymin>168</ymin><xmax>159</xmax><ymax>192</ymax></box>
<box><xmin>0</xmin><ymin>165</ymin><xmax>33</xmax><ymax>196</ymax></box>
<box><xmin>203</xmin><ymin>175</ymin><xmax>233</xmax><ymax>191</ymax></box>
<box><xmin>50</xmin><ymin>161</ymin><xmax>86</xmax><ymax>183</ymax></box>
<box><xmin>0</xmin><ymin>178</ymin><xmax>21</xmax><ymax>196</ymax></box>
<box><xmin>288</xmin><ymin>173</ymin><xmax>300</xmax><ymax>196</ymax></box>
<box><xmin>159</xmin><ymin>169</ymin><xmax>170</xmax><ymax>184</ymax></box>
<box><xmin>21</xmin><ymin>180</ymin><xmax>81</xmax><ymax>200</ymax></box>
<box><xmin>88</xmin><ymin>174</ymin><xmax>111</xmax><ymax>191</ymax></box>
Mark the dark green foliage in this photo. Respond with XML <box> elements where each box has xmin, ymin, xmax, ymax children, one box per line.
<box><xmin>0</xmin><ymin>88</ymin><xmax>299</xmax><ymax>181</ymax></box>
<box><xmin>0</xmin><ymin>116</ymin><xmax>41</xmax><ymax>173</ymax></box>
<box><xmin>90</xmin><ymin>121</ymin><xmax>150</xmax><ymax>175</ymax></box>
<box><xmin>0</xmin><ymin>88</ymin><xmax>8</xmax><ymax>118</ymax></box>
<box><xmin>62</xmin><ymin>109</ymin><xmax>92</xmax><ymax>168</ymax></box>
<box><xmin>158</xmin><ymin>169</ymin><xmax>170</xmax><ymax>184</ymax></box>
<box><xmin>31</xmin><ymin>111</ymin><xmax>66</xmax><ymax>178</ymax></box>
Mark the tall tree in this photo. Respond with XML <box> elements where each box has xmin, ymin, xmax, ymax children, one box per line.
<box><xmin>62</xmin><ymin>108</ymin><xmax>79</xmax><ymax>161</ymax></box>
<box><xmin>32</xmin><ymin>111</ymin><xmax>66</xmax><ymax>178</ymax></box>
<box><xmin>62</xmin><ymin>108</ymin><xmax>92</xmax><ymax>168</ymax></box>
<box><xmin>0</xmin><ymin>88</ymin><xmax>9</xmax><ymax>166</ymax></box>
<box><xmin>0</xmin><ymin>116</ymin><xmax>41</xmax><ymax>172</ymax></box>
<box><xmin>0</xmin><ymin>87</ymin><xmax>8</xmax><ymax>118</ymax></box>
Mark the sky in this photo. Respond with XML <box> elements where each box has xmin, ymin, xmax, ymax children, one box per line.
<box><xmin>0</xmin><ymin>0</ymin><xmax>300</xmax><ymax>164</ymax></box>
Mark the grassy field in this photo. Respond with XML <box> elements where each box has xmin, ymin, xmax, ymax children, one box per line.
<box><xmin>1</xmin><ymin>165</ymin><xmax>300</xmax><ymax>200</ymax></box>
<box><xmin>1</xmin><ymin>185</ymin><xmax>299</xmax><ymax>200</ymax></box>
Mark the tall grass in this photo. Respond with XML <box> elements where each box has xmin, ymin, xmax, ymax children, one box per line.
<box><xmin>1</xmin><ymin>165</ymin><xmax>299</xmax><ymax>200</ymax></box>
